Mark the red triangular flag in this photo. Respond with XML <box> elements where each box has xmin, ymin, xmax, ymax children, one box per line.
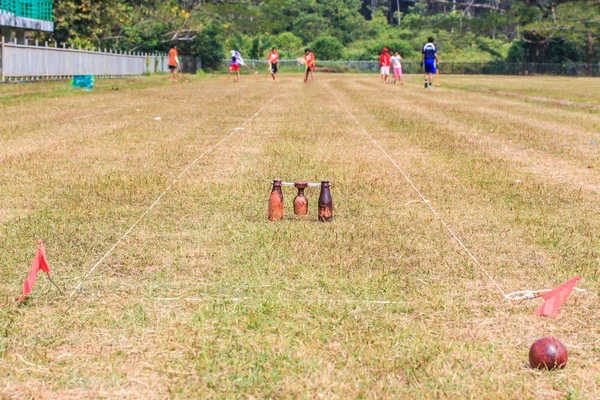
<box><xmin>534</xmin><ymin>276</ymin><xmax>580</xmax><ymax>318</ymax></box>
<box><xmin>18</xmin><ymin>241</ymin><xmax>51</xmax><ymax>302</ymax></box>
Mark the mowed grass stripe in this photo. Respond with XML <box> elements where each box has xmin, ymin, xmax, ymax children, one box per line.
<box><xmin>441</xmin><ymin>75</ymin><xmax>600</xmax><ymax>105</ymax></box>
<box><xmin>399</xmin><ymin>82</ymin><xmax>600</xmax><ymax>171</ymax></box>
<box><xmin>0</xmin><ymin>77</ymin><xmax>272</xmax><ymax>158</ymax></box>
<box><xmin>346</xmin><ymin>77</ymin><xmax>600</xmax><ymax>193</ymax></box>
<box><xmin>330</xmin><ymin>77</ymin><xmax>600</xmax><ymax>285</ymax></box>
<box><xmin>353</xmin><ymin>77</ymin><xmax>600</xmax><ymax>173</ymax></box>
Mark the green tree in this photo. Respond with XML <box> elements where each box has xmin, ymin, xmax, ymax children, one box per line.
<box><xmin>52</xmin><ymin>0</ymin><xmax>128</xmax><ymax>48</ymax></box>
<box><xmin>190</xmin><ymin>23</ymin><xmax>224</xmax><ymax>70</ymax></box>
<box><xmin>272</xmin><ymin>32</ymin><xmax>303</xmax><ymax>58</ymax></box>
<box><xmin>41</xmin><ymin>0</ymin><xmax>599</xmax><ymax>67</ymax></box>
<box><xmin>291</xmin><ymin>13</ymin><xmax>327</xmax><ymax>44</ymax></box>
<box><xmin>513</xmin><ymin>0</ymin><xmax>599</xmax><ymax>63</ymax></box>
<box><xmin>250</xmin><ymin>33</ymin><xmax>272</xmax><ymax>59</ymax></box>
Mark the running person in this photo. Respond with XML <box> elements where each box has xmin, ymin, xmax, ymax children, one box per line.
<box><xmin>304</xmin><ymin>48</ymin><xmax>315</xmax><ymax>83</ymax></box>
<box><xmin>267</xmin><ymin>47</ymin><xmax>279</xmax><ymax>82</ymax></box>
<box><xmin>168</xmin><ymin>45</ymin><xmax>180</xmax><ymax>81</ymax></box>
<box><xmin>390</xmin><ymin>51</ymin><xmax>404</xmax><ymax>84</ymax></box>
<box><xmin>379</xmin><ymin>47</ymin><xmax>391</xmax><ymax>83</ymax></box>
<box><xmin>421</xmin><ymin>37</ymin><xmax>439</xmax><ymax>88</ymax></box>
<box><xmin>232</xmin><ymin>49</ymin><xmax>258</xmax><ymax>76</ymax></box>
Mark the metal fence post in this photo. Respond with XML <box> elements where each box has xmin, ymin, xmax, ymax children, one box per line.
<box><xmin>1</xmin><ymin>36</ymin><xmax>4</xmax><ymax>82</ymax></box>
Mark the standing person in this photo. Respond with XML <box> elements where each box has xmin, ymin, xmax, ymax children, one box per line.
<box><xmin>390</xmin><ymin>51</ymin><xmax>404</xmax><ymax>84</ymax></box>
<box><xmin>168</xmin><ymin>44</ymin><xmax>180</xmax><ymax>81</ymax></box>
<box><xmin>379</xmin><ymin>47</ymin><xmax>391</xmax><ymax>83</ymax></box>
<box><xmin>267</xmin><ymin>47</ymin><xmax>279</xmax><ymax>82</ymax></box>
<box><xmin>304</xmin><ymin>48</ymin><xmax>315</xmax><ymax>83</ymax></box>
<box><xmin>227</xmin><ymin>50</ymin><xmax>242</xmax><ymax>82</ymax></box>
<box><xmin>421</xmin><ymin>37</ymin><xmax>439</xmax><ymax>88</ymax></box>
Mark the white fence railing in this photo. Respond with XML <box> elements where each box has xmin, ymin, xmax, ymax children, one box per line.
<box><xmin>0</xmin><ymin>37</ymin><xmax>169</xmax><ymax>81</ymax></box>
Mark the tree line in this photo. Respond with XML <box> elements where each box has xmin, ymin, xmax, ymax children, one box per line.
<box><xmin>44</xmin><ymin>0</ymin><xmax>599</xmax><ymax>69</ymax></box>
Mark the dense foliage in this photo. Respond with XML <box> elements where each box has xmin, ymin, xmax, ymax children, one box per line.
<box><xmin>44</xmin><ymin>0</ymin><xmax>599</xmax><ymax>69</ymax></box>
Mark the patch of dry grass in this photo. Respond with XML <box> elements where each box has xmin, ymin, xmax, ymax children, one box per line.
<box><xmin>1</xmin><ymin>73</ymin><xmax>599</xmax><ymax>398</ymax></box>
<box><xmin>431</xmin><ymin>74</ymin><xmax>600</xmax><ymax>106</ymax></box>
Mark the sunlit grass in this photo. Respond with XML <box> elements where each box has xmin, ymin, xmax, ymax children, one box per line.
<box><xmin>1</xmin><ymin>73</ymin><xmax>599</xmax><ymax>398</ymax></box>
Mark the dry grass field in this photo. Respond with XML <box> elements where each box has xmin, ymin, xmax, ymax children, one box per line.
<box><xmin>1</xmin><ymin>73</ymin><xmax>599</xmax><ymax>398</ymax></box>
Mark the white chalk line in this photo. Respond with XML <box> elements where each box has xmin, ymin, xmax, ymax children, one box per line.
<box><xmin>154</xmin><ymin>297</ymin><xmax>406</xmax><ymax>305</ymax></box>
<box><xmin>70</xmin><ymin>96</ymin><xmax>276</xmax><ymax>297</ymax></box>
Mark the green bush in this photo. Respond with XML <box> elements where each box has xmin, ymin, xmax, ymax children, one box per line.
<box><xmin>359</xmin><ymin>39</ymin><xmax>416</xmax><ymax>61</ymax></box>
<box><xmin>474</xmin><ymin>37</ymin><xmax>506</xmax><ymax>59</ymax></box>
<box><xmin>311</xmin><ymin>36</ymin><xmax>344</xmax><ymax>60</ymax></box>
<box><xmin>506</xmin><ymin>41</ymin><xmax>528</xmax><ymax>63</ymax></box>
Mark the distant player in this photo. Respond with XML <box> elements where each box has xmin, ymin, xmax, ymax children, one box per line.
<box><xmin>168</xmin><ymin>45</ymin><xmax>180</xmax><ymax>81</ymax></box>
<box><xmin>228</xmin><ymin>54</ymin><xmax>240</xmax><ymax>82</ymax></box>
<box><xmin>421</xmin><ymin>37</ymin><xmax>439</xmax><ymax>88</ymax></box>
<box><xmin>304</xmin><ymin>48</ymin><xmax>315</xmax><ymax>83</ymax></box>
<box><xmin>379</xmin><ymin>47</ymin><xmax>390</xmax><ymax>83</ymax></box>
<box><xmin>390</xmin><ymin>51</ymin><xmax>403</xmax><ymax>84</ymax></box>
<box><xmin>228</xmin><ymin>50</ymin><xmax>243</xmax><ymax>82</ymax></box>
<box><xmin>267</xmin><ymin>47</ymin><xmax>279</xmax><ymax>82</ymax></box>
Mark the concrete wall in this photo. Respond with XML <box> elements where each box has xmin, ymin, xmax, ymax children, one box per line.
<box><xmin>0</xmin><ymin>13</ymin><xmax>53</xmax><ymax>32</ymax></box>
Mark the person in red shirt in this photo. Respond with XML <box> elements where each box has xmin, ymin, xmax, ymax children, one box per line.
<box><xmin>304</xmin><ymin>48</ymin><xmax>315</xmax><ymax>83</ymax></box>
<box><xmin>168</xmin><ymin>44</ymin><xmax>180</xmax><ymax>81</ymax></box>
<box><xmin>267</xmin><ymin>47</ymin><xmax>279</xmax><ymax>82</ymax></box>
<box><xmin>379</xmin><ymin>47</ymin><xmax>390</xmax><ymax>83</ymax></box>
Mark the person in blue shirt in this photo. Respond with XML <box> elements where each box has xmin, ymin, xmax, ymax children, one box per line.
<box><xmin>421</xmin><ymin>37</ymin><xmax>439</xmax><ymax>88</ymax></box>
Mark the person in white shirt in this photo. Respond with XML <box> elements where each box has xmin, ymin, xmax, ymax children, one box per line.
<box><xmin>390</xmin><ymin>51</ymin><xmax>404</xmax><ymax>85</ymax></box>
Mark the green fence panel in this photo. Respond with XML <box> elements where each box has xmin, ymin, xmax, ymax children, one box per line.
<box><xmin>0</xmin><ymin>0</ymin><xmax>52</xmax><ymax>22</ymax></box>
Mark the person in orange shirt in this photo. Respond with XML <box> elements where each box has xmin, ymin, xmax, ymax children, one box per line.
<box><xmin>267</xmin><ymin>47</ymin><xmax>279</xmax><ymax>82</ymax></box>
<box><xmin>304</xmin><ymin>48</ymin><xmax>315</xmax><ymax>83</ymax></box>
<box><xmin>168</xmin><ymin>44</ymin><xmax>180</xmax><ymax>81</ymax></box>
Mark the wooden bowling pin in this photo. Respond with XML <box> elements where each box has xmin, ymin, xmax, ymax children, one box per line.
<box><xmin>318</xmin><ymin>181</ymin><xmax>332</xmax><ymax>221</ymax></box>
<box><xmin>268</xmin><ymin>179</ymin><xmax>284</xmax><ymax>221</ymax></box>
<box><xmin>293</xmin><ymin>182</ymin><xmax>308</xmax><ymax>215</ymax></box>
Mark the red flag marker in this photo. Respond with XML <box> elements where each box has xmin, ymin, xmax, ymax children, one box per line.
<box><xmin>18</xmin><ymin>241</ymin><xmax>52</xmax><ymax>302</ymax></box>
<box><xmin>534</xmin><ymin>276</ymin><xmax>580</xmax><ymax>318</ymax></box>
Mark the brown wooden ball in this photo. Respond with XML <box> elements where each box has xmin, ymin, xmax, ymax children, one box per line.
<box><xmin>529</xmin><ymin>337</ymin><xmax>568</xmax><ymax>370</ymax></box>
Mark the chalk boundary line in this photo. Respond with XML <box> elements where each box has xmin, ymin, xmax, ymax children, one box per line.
<box><xmin>70</xmin><ymin>96</ymin><xmax>276</xmax><ymax>297</ymax></box>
